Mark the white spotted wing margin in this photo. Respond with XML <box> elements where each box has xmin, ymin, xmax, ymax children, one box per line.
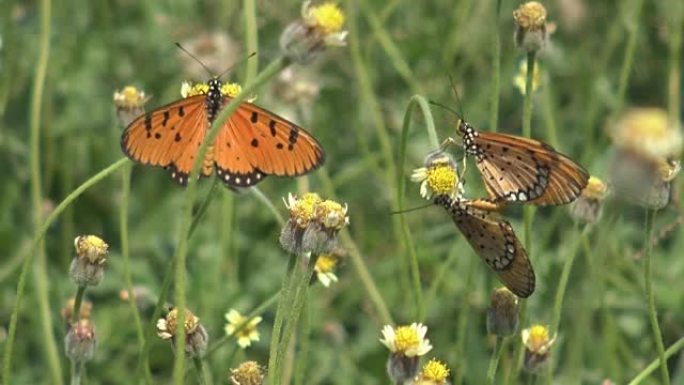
<box><xmin>433</xmin><ymin>195</ymin><xmax>535</xmax><ymax>298</ymax></box>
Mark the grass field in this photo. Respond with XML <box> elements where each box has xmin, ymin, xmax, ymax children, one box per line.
<box><xmin>1</xmin><ymin>0</ymin><xmax>683</xmax><ymax>384</ymax></box>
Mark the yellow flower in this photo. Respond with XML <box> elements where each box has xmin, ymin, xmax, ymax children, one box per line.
<box><xmin>513</xmin><ymin>2</ymin><xmax>548</xmax><ymax>52</ymax></box>
<box><xmin>582</xmin><ymin>176</ymin><xmax>607</xmax><ymax>200</ymax></box>
<box><xmin>314</xmin><ymin>199</ymin><xmax>350</xmax><ymax>230</ymax></box>
<box><xmin>379</xmin><ymin>323</ymin><xmax>433</xmax><ymax>357</ymax></box>
<box><xmin>304</xmin><ymin>2</ymin><xmax>345</xmax><ymax>35</ymax></box>
<box><xmin>113</xmin><ymin>86</ymin><xmax>149</xmax><ymax>108</ymax></box>
<box><xmin>411</xmin><ymin>151</ymin><xmax>461</xmax><ymax>200</ymax></box>
<box><xmin>522</xmin><ymin>324</ymin><xmax>556</xmax><ymax>355</ymax></box>
<box><xmin>513</xmin><ymin>58</ymin><xmax>542</xmax><ymax>95</ymax></box>
<box><xmin>221</xmin><ymin>82</ymin><xmax>242</xmax><ymax>98</ymax></box>
<box><xmin>180</xmin><ymin>81</ymin><xmax>210</xmax><ymax>98</ymax></box>
<box><xmin>609</xmin><ymin>107</ymin><xmax>682</xmax><ymax>161</ymax></box>
<box><xmin>314</xmin><ymin>254</ymin><xmax>339</xmax><ymax>287</ymax></box>
<box><xmin>225</xmin><ymin>309</ymin><xmax>262</xmax><ymax>348</ymax></box>
<box><xmin>74</xmin><ymin>235</ymin><xmax>108</xmax><ymax>264</ymax></box>
<box><xmin>568</xmin><ymin>176</ymin><xmax>608</xmax><ymax>224</ymax></box>
<box><xmin>414</xmin><ymin>358</ymin><xmax>450</xmax><ymax>385</ymax></box>
<box><xmin>230</xmin><ymin>361</ymin><xmax>265</xmax><ymax>385</ymax></box>
<box><xmin>157</xmin><ymin>308</ymin><xmax>200</xmax><ymax>340</ymax></box>
<box><xmin>284</xmin><ymin>192</ymin><xmax>323</xmax><ymax>228</ymax></box>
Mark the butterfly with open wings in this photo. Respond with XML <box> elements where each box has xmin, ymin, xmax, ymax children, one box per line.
<box><xmin>121</xmin><ymin>78</ymin><xmax>325</xmax><ymax>187</ymax></box>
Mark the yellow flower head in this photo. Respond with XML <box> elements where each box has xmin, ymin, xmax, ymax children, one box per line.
<box><xmin>416</xmin><ymin>359</ymin><xmax>450</xmax><ymax>384</ymax></box>
<box><xmin>285</xmin><ymin>192</ymin><xmax>323</xmax><ymax>228</ymax></box>
<box><xmin>514</xmin><ymin>59</ymin><xmax>542</xmax><ymax>95</ymax></box>
<box><xmin>113</xmin><ymin>86</ymin><xmax>149</xmax><ymax>108</ymax></box>
<box><xmin>314</xmin><ymin>253</ymin><xmax>340</xmax><ymax>287</ymax></box>
<box><xmin>609</xmin><ymin>108</ymin><xmax>683</xmax><ymax>161</ymax></box>
<box><xmin>314</xmin><ymin>199</ymin><xmax>350</xmax><ymax>230</ymax></box>
<box><xmin>74</xmin><ymin>235</ymin><xmax>109</xmax><ymax>264</ymax></box>
<box><xmin>513</xmin><ymin>2</ymin><xmax>547</xmax><ymax>31</ymax></box>
<box><xmin>180</xmin><ymin>81</ymin><xmax>210</xmax><ymax>98</ymax></box>
<box><xmin>380</xmin><ymin>323</ymin><xmax>433</xmax><ymax>357</ymax></box>
<box><xmin>221</xmin><ymin>82</ymin><xmax>243</xmax><ymax>98</ymax></box>
<box><xmin>157</xmin><ymin>308</ymin><xmax>200</xmax><ymax>340</ymax></box>
<box><xmin>225</xmin><ymin>309</ymin><xmax>263</xmax><ymax>349</ymax></box>
<box><xmin>230</xmin><ymin>361</ymin><xmax>265</xmax><ymax>385</ymax></box>
<box><xmin>522</xmin><ymin>324</ymin><xmax>556</xmax><ymax>355</ymax></box>
<box><xmin>582</xmin><ymin>176</ymin><xmax>607</xmax><ymax>200</ymax></box>
<box><xmin>304</xmin><ymin>2</ymin><xmax>346</xmax><ymax>34</ymax></box>
<box><xmin>411</xmin><ymin>152</ymin><xmax>461</xmax><ymax>200</ymax></box>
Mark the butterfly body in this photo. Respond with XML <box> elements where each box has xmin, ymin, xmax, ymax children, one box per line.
<box><xmin>434</xmin><ymin>194</ymin><xmax>535</xmax><ymax>297</ymax></box>
<box><xmin>457</xmin><ymin>119</ymin><xmax>589</xmax><ymax>206</ymax></box>
<box><xmin>121</xmin><ymin>78</ymin><xmax>325</xmax><ymax>187</ymax></box>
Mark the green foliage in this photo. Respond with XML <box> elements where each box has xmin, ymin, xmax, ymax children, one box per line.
<box><xmin>1</xmin><ymin>0</ymin><xmax>683</xmax><ymax>384</ymax></box>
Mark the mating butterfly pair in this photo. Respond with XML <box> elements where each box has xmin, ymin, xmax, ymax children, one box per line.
<box><xmin>434</xmin><ymin>119</ymin><xmax>589</xmax><ymax>298</ymax></box>
<box><xmin>121</xmin><ymin>78</ymin><xmax>325</xmax><ymax>187</ymax></box>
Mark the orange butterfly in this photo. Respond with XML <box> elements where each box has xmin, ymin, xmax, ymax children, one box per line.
<box><xmin>434</xmin><ymin>195</ymin><xmax>535</xmax><ymax>297</ymax></box>
<box><xmin>457</xmin><ymin>119</ymin><xmax>589</xmax><ymax>206</ymax></box>
<box><xmin>121</xmin><ymin>78</ymin><xmax>325</xmax><ymax>187</ymax></box>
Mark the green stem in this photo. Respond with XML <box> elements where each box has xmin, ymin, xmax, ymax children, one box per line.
<box><xmin>486</xmin><ymin>337</ymin><xmax>505</xmax><ymax>385</ymax></box>
<box><xmin>172</xmin><ymin>56</ymin><xmax>290</xmax><ymax>385</ymax></box>
<box><xmin>28</xmin><ymin>0</ymin><xmax>61</xmax><ymax>382</ymax></box>
<box><xmin>644</xmin><ymin>209</ymin><xmax>669</xmax><ymax>385</ymax></box>
<box><xmin>251</xmin><ymin>187</ymin><xmax>285</xmax><ymax>226</ymax></box>
<box><xmin>293</xmin><ymin>293</ymin><xmax>311</xmax><ymax>385</ymax></box>
<box><xmin>522</xmin><ymin>52</ymin><xmax>536</xmax><ymax>138</ymax></box>
<box><xmin>268</xmin><ymin>255</ymin><xmax>298</xmax><ymax>385</ymax></box>
<box><xmin>193</xmin><ymin>357</ymin><xmax>208</xmax><ymax>385</ymax></box>
<box><xmin>615</xmin><ymin>0</ymin><xmax>644</xmax><ymax>114</ymax></box>
<box><xmin>71</xmin><ymin>286</ymin><xmax>87</xmax><ymax>325</ymax></box>
<box><xmin>243</xmin><ymin>0</ymin><xmax>258</xmax><ymax>82</ymax></box>
<box><xmin>489</xmin><ymin>0</ymin><xmax>502</xmax><ymax>132</ymax></box>
<box><xmin>274</xmin><ymin>257</ymin><xmax>317</xmax><ymax>385</ymax></box>
<box><xmin>452</xmin><ymin>258</ymin><xmax>475</xmax><ymax>385</ymax></box>
<box><xmin>397</xmin><ymin>94</ymin><xmax>439</xmax><ymax>321</ymax></box>
<box><xmin>70</xmin><ymin>361</ymin><xmax>83</xmax><ymax>385</ymax></box>
<box><xmin>3</xmin><ymin>157</ymin><xmax>129</xmax><ymax>385</ymax></box>
<box><xmin>120</xmin><ymin>163</ymin><xmax>146</xmax><ymax>349</ymax></box>
<box><xmin>627</xmin><ymin>337</ymin><xmax>684</xmax><ymax>385</ymax></box>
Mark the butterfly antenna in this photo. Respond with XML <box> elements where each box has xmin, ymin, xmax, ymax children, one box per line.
<box><xmin>447</xmin><ymin>74</ymin><xmax>467</xmax><ymax>119</ymax></box>
<box><xmin>429</xmin><ymin>100</ymin><xmax>463</xmax><ymax>119</ymax></box>
<box><xmin>391</xmin><ymin>202</ymin><xmax>434</xmax><ymax>215</ymax></box>
<box><xmin>217</xmin><ymin>51</ymin><xmax>257</xmax><ymax>79</ymax></box>
<box><xmin>175</xmin><ymin>42</ymin><xmax>214</xmax><ymax>76</ymax></box>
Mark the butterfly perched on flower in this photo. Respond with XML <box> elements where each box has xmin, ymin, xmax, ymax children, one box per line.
<box><xmin>434</xmin><ymin>195</ymin><xmax>535</xmax><ymax>297</ymax></box>
<box><xmin>121</xmin><ymin>78</ymin><xmax>325</xmax><ymax>187</ymax></box>
<box><xmin>457</xmin><ymin>119</ymin><xmax>589</xmax><ymax>206</ymax></box>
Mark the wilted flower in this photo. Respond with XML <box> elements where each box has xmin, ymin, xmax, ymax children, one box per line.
<box><xmin>113</xmin><ymin>86</ymin><xmax>149</xmax><ymax>126</ymax></box>
<box><xmin>230</xmin><ymin>361</ymin><xmax>265</xmax><ymax>385</ymax></box>
<box><xmin>522</xmin><ymin>324</ymin><xmax>556</xmax><ymax>373</ymax></box>
<box><xmin>411</xmin><ymin>150</ymin><xmax>462</xmax><ymax>200</ymax></box>
<box><xmin>513</xmin><ymin>1</ymin><xmax>548</xmax><ymax>52</ymax></box>
<box><xmin>280</xmin><ymin>192</ymin><xmax>349</xmax><ymax>255</ymax></box>
<box><xmin>224</xmin><ymin>309</ymin><xmax>263</xmax><ymax>348</ymax></box>
<box><xmin>380</xmin><ymin>323</ymin><xmax>433</xmax><ymax>384</ymax></box>
<box><xmin>280</xmin><ymin>1</ymin><xmax>348</xmax><ymax>64</ymax></box>
<box><xmin>513</xmin><ymin>58</ymin><xmax>542</xmax><ymax>95</ymax></box>
<box><xmin>157</xmin><ymin>307</ymin><xmax>208</xmax><ymax>357</ymax></box>
<box><xmin>413</xmin><ymin>358</ymin><xmax>451</xmax><ymax>385</ymax></box>
<box><xmin>65</xmin><ymin>319</ymin><xmax>97</xmax><ymax>363</ymax></box>
<box><xmin>70</xmin><ymin>235</ymin><xmax>109</xmax><ymax>287</ymax></box>
<box><xmin>487</xmin><ymin>287</ymin><xmax>520</xmax><ymax>337</ymax></box>
<box><xmin>610</xmin><ymin>150</ymin><xmax>680</xmax><ymax>209</ymax></box>
<box><xmin>314</xmin><ymin>253</ymin><xmax>340</xmax><ymax>287</ymax></box>
<box><xmin>61</xmin><ymin>297</ymin><xmax>93</xmax><ymax>324</ymax></box>
<box><xmin>568</xmin><ymin>176</ymin><xmax>608</xmax><ymax>223</ymax></box>
<box><xmin>608</xmin><ymin>107</ymin><xmax>682</xmax><ymax>161</ymax></box>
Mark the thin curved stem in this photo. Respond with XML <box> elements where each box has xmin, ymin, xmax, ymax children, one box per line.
<box><xmin>488</xmin><ymin>0</ymin><xmax>502</xmax><ymax>133</ymax></box>
<box><xmin>486</xmin><ymin>336</ymin><xmax>505</xmax><ymax>385</ymax></box>
<box><xmin>3</xmin><ymin>157</ymin><xmax>129</xmax><ymax>385</ymax></box>
<box><xmin>627</xmin><ymin>337</ymin><xmax>684</xmax><ymax>385</ymax></box>
<box><xmin>644</xmin><ymin>209</ymin><xmax>669</xmax><ymax>385</ymax></box>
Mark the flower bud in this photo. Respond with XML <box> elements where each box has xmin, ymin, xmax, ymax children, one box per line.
<box><xmin>70</xmin><ymin>235</ymin><xmax>109</xmax><ymax>287</ymax></box>
<box><xmin>486</xmin><ymin>287</ymin><xmax>520</xmax><ymax>337</ymax></box>
<box><xmin>65</xmin><ymin>319</ymin><xmax>97</xmax><ymax>363</ymax></box>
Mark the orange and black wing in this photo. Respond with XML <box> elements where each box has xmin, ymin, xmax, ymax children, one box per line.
<box><xmin>121</xmin><ymin>95</ymin><xmax>210</xmax><ymax>185</ymax></box>
<box><xmin>473</xmin><ymin>132</ymin><xmax>589</xmax><ymax>206</ymax></box>
<box><xmin>213</xmin><ymin>100</ymin><xmax>325</xmax><ymax>187</ymax></box>
<box><xmin>435</xmin><ymin>195</ymin><xmax>535</xmax><ymax>297</ymax></box>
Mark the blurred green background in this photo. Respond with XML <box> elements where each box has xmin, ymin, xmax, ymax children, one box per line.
<box><xmin>1</xmin><ymin>0</ymin><xmax>683</xmax><ymax>384</ymax></box>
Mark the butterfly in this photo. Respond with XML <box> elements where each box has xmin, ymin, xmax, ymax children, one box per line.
<box><xmin>121</xmin><ymin>78</ymin><xmax>325</xmax><ymax>187</ymax></box>
<box><xmin>457</xmin><ymin>119</ymin><xmax>589</xmax><ymax>206</ymax></box>
<box><xmin>434</xmin><ymin>194</ymin><xmax>535</xmax><ymax>297</ymax></box>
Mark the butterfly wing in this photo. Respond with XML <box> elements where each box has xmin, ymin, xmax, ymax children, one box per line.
<box><xmin>435</xmin><ymin>195</ymin><xmax>535</xmax><ymax>297</ymax></box>
<box><xmin>121</xmin><ymin>95</ymin><xmax>210</xmax><ymax>185</ymax></box>
<box><xmin>471</xmin><ymin>132</ymin><xmax>589</xmax><ymax>206</ymax></box>
<box><xmin>213</xmin><ymin>100</ymin><xmax>325</xmax><ymax>187</ymax></box>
